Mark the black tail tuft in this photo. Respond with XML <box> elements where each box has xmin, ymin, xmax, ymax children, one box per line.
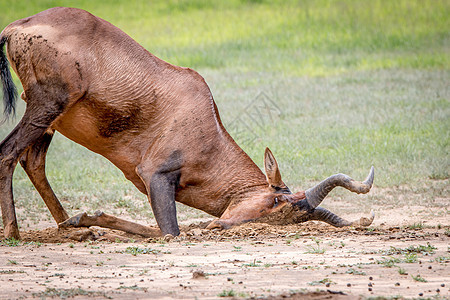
<box><xmin>0</xmin><ymin>35</ymin><xmax>18</xmax><ymax>122</ymax></box>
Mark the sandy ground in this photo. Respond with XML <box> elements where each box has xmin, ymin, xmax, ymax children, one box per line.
<box><xmin>1</xmin><ymin>213</ymin><xmax>449</xmax><ymax>300</ymax></box>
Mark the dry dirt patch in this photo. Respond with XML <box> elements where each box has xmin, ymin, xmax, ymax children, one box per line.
<box><xmin>0</xmin><ymin>221</ymin><xmax>449</xmax><ymax>299</ymax></box>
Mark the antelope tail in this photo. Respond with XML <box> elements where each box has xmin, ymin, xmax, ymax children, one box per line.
<box><xmin>0</xmin><ymin>34</ymin><xmax>18</xmax><ymax>122</ymax></box>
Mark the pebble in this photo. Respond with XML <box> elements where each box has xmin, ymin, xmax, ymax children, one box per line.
<box><xmin>192</xmin><ymin>270</ymin><xmax>206</xmax><ymax>279</ymax></box>
<box><xmin>369</xmin><ymin>276</ymin><xmax>373</xmax><ymax>280</ymax></box>
<box><xmin>191</xmin><ymin>228</ymin><xmax>202</xmax><ymax>236</ymax></box>
<box><xmin>441</xmin><ymin>283</ymin><xmax>445</xmax><ymax>287</ymax></box>
<box><xmin>347</xmin><ymin>283</ymin><xmax>351</xmax><ymax>287</ymax></box>
<box><xmin>395</xmin><ymin>282</ymin><xmax>400</xmax><ymax>286</ymax></box>
<box><xmin>419</xmin><ymin>293</ymin><xmax>423</xmax><ymax>296</ymax></box>
<box><xmin>368</xmin><ymin>283</ymin><xmax>373</xmax><ymax>287</ymax></box>
<box><xmin>368</xmin><ymin>287</ymin><xmax>372</xmax><ymax>292</ymax></box>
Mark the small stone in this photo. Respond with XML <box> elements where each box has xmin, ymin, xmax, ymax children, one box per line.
<box><xmin>395</xmin><ymin>282</ymin><xmax>400</xmax><ymax>286</ymax></box>
<box><xmin>369</xmin><ymin>276</ymin><xmax>373</xmax><ymax>280</ymax></box>
<box><xmin>368</xmin><ymin>283</ymin><xmax>373</xmax><ymax>287</ymax></box>
<box><xmin>347</xmin><ymin>283</ymin><xmax>351</xmax><ymax>287</ymax></box>
<box><xmin>428</xmin><ymin>265</ymin><xmax>432</xmax><ymax>269</ymax></box>
<box><xmin>191</xmin><ymin>228</ymin><xmax>202</xmax><ymax>236</ymax></box>
<box><xmin>436</xmin><ymin>289</ymin><xmax>440</xmax><ymax>293</ymax></box>
<box><xmin>441</xmin><ymin>283</ymin><xmax>445</xmax><ymax>287</ymax></box>
<box><xmin>368</xmin><ymin>287</ymin><xmax>372</xmax><ymax>292</ymax></box>
<box><xmin>192</xmin><ymin>270</ymin><xmax>206</xmax><ymax>279</ymax></box>
<box><xmin>419</xmin><ymin>293</ymin><xmax>423</xmax><ymax>296</ymax></box>
<box><xmin>325</xmin><ymin>282</ymin><xmax>330</xmax><ymax>287</ymax></box>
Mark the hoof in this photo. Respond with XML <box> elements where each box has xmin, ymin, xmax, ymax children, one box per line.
<box><xmin>206</xmin><ymin>219</ymin><xmax>225</xmax><ymax>230</ymax></box>
<box><xmin>94</xmin><ymin>210</ymin><xmax>104</xmax><ymax>217</ymax></box>
<box><xmin>58</xmin><ymin>212</ymin><xmax>88</xmax><ymax>228</ymax></box>
<box><xmin>4</xmin><ymin>224</ymin><xmax>21</xmax><ymax>240</ymax></box>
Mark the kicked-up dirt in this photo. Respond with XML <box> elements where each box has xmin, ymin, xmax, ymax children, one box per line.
<box><xmin>0</xmin><ymin>218</ymin><xmax>449</xmax><ymax>299</ymax></box>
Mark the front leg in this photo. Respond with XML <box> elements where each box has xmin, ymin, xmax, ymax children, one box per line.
<box><xmin>137</xmin><ymin>151</ymin><xmax>182</xmax><ymax>237</ymax></box>
<box><xmin>59</xmin><ymin>210</ymin><xmax>161</xmax><ymax>237</ymax></box>
<box><xmin>59</xmin><ymin>151</ymin><xmax>182</xmax><ymax>238</ymax></box>
<box><xmin>148</xmin><ymin>171</ymin><xmax>180</xmax><ymax>236</ymax></box>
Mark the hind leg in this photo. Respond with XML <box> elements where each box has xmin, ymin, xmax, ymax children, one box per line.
<box><xmin>0</xmin><ymin>88</ymin><xmax>69</xmax><ymax>239</ymax></box>
<box><xmin>19</xmin><ymin>131</ymin><xmax>69</xmax><ymax>224</ymax></box>
<box><xmin>0</xmin><ymin>118</ymin><xmax>52</xmax><ymax>239</ymax></box>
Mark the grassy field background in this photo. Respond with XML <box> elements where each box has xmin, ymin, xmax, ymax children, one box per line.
<box><xmin>0</xmin><ymin>0</ymin><xmax>448</xmax><ymax>227</ymax></box>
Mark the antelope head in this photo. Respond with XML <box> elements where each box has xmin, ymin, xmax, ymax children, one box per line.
<box><xmin>207</xmin><ymin>148</ymin><xmax>375</xmax><ymax>230</ymax></box>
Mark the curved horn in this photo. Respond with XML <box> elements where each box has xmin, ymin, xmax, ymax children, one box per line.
<box><xmin>305</xmin><ymin>166</ymin><xmax>374</xmax><ymax>209</ymax></box>
<box><xmin>309</xmin><ymin>207</ymin><xmax>375</xmax><ymax>227</ymax></box>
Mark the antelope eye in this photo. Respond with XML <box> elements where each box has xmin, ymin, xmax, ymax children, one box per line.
<box><xmin>273</xmin><ymin>197</ymin><xmax>279</xmax><ymax>207</ymax></box>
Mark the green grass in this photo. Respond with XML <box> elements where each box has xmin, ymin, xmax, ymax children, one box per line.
<box><xmin>242</xmin><ymin>259</ymin><xmax>261</xmax><ymax>267</ymax></box>
<box><xmin>397</xmin><ymin>267</ymin><xmax>407</xmax><ymax>275</ymax></box>
<box><xmin>411</xmin><ymin>274</ymin><xmax>427</xmax><ymax>282</ymax></box>
<box><xmin>308</xmin><ymin>277</ymin><xmax>334</xmax><ymax>286</ymax></box>
<box><xmin>381</xmin><ymin>243</ymin><xmax>437</xmax><ymax>256</ymax></box>
<box><xmin>120</xmin><ymin>246</ymin><xmax>161</xmax><ymax>256</ymax></box>
<box><xmin>346</xmin><ymin>268</ymin><xmax>366</xmax><ymax>276</ymax></box>
<box><xmin>218</xmin><ymin>289</ymin><xmax>236</xmax><ymax>297</ymax></box>
<box><xmin>0</xmin><ymin>237</ymin><xmax>21</xmax><ymax>247</ymax></box>
<box><xmin>32</xmin><ymin>287</ymin><xmax>111</xmax><ymax>299</ymax></box>
<box><xmin>407</xmin><ymin>222</ymin><xmax>425</xmax><ymax>230</ymax></box>
<box><xmin>0</xmin><ymin>270</ymin><xmax>25</xmax><ymax>274</ymax></box>
<box><xmin>0</xmin><ymin>0</ymin><xmax>448</xmax><ymax>225</ymax></box>
<box><xmin>376</xmin><ymin>257</ymin><xmax>402</xmax><ymax>268</ymax></box>
<box><xmin>305</xmin><ymin>237</ymin><xmax>326</xmax><ymax>254</ymax></box>
<box><xmin>1</xmin><ymin>0</ymin><xmax>447</xmax><ymax>75</ymax></box>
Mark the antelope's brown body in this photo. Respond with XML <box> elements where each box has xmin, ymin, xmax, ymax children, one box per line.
<box><xmin>0</xmin><ymin>8</ymin><xmax>374</xmax><ymax>239</ymax></box>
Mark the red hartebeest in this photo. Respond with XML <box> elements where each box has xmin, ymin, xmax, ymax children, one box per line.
<box><xmin>0</xmin><ymin>7</ymin><xmax>374</xmax><ymax>239</ymax></box>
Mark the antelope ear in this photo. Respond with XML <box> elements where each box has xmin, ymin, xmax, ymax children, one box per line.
<box><xmin>264</xmin><ymin>147</ymin><xmax>284</xmax><ymax>188</ymax></box>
